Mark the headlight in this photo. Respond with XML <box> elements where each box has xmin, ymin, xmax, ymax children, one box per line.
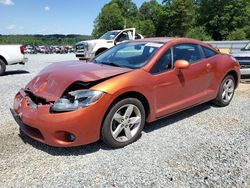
<box><xmin>51</xmin><ymin>90</ymin><xmax>104</xmax><ymax>112</ymax></box>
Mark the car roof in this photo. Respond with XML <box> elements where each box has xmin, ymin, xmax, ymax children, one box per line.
<box><xmin>136</xmin><ymin>37</ymin><xmax>202</xmax><ymax>43</ymax></box>
<box><xmin>109</xmin><ymin>30</ymin><xmax>121</xmax><ymax>32</ymax></box>
<box><xmin>135</xmin><ymin>37</ymin><xmax>218</xmax><ymax>51</ymax></box>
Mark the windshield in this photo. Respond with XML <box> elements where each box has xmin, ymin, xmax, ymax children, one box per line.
<box><xmin>93</xmin><ymin>42</ymin><xmax>164</xmax><ymax>69</ymax></box>
<box><xmin>99</xmin><ymin>31</ymin><xmax>120</xmax><ymax>40</ymax></box>
<box><xmin>244</xmin><ymin>42</ymin><xmax>250</xmax><ymax>50</ymax></box>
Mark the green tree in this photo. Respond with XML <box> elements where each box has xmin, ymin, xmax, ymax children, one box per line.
<box><xmin>92</xmin><ymin>3</ymin><xmax>124</xmax><ymax>38</ymax></box>
<box><xmin>186</xmin><ymin>27</ymin><xmax>212</xmax><ymax>41</ymax></box>
<box><xmin>243</xmin><ymin>25</ymin><xmax>250</xmax><ymax>39</ymax></box>
<box><xmin>138</xmin><ymin>0</ymin><xmax>162</xmax><ymax>36</ymax></box>
<box><xmin>111</xmin><ymin>0</ymin><xmax>139</xmax><ymax>29</ymax></box>
<box><xmin>160</xmin><ymin>0</ymin><xmax>195</xmax><ymax>37</ymax></box>
<box><xmin>91</xmin><ymin>0</ymin><xmax>249</xmax><ymax>40</ymax></box>
<box><xmin>227</xmin><ymin>29</ymin><xmax>247</xmax><ymax>40</ymax></box>
<box><xmin>139</xmin><ymin>0</ymin><xmax>162</xmax><ymax>23</ymax></box>
<box><xmin>137</xmin><ymin>19</ymin><xmax>156</xmax><ymax>37</ymax></box>
<box><xmin>0</xmin><ymin>35</ymin><xmax>91</xmax><ymax>45</ymax></box>
<box><xmin>198</xmin><ymin>0</ymin><xmax>250</xmax><ymax>40</ymax></box>
<box><xmin>111</xmin><ymin>0</ymin><xmax>138</xmax><ymax>18</ymax></box>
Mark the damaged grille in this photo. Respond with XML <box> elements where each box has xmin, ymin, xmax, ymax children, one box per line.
<box><xmin>75</xmin><ymin>43</ymin><xmax>88</xmax><ymax>51</ymax></box>
<box><xmin>63</xmin><ymin>81</ymin><xmax>92</xmax><ymax>96</ymax></box>
<box><xmin>25</xmin><ymin>90</ymin><xmax>48</xmax><ymax>107</ymax></box>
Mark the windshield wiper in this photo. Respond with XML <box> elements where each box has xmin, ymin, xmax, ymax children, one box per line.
<box><xmin>93</xmin><ymin>60</ymin><xmax>133</xmax><ymax>69</ymax></box>
<box><xmin>99</xmin><ymin>61</ymin><xmax>121</xmax><ymax>67</ymax></box>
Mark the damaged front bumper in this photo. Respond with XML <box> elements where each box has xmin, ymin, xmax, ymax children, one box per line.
<box><xmin>11</xmin><ymin>88</ymin><xmax>111</xmax><ymax>147</ymax></box>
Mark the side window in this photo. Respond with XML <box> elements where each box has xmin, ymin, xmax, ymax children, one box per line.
<box><xmin>203</xmin><ymin>47</ymin><xmax>217</xmax><ymax>58</ymax></box>
<box><xmin>135</xmin><ymin>33</ymin><xmax>142</xmax><ymax>39</ymax></box>
<box><xmin>173</xmin><ymin>44</ymin><xmax>202</xmax><ymax>63</ymax></box>
<box><xmin>151</xmin><ymin>49</ymin><xmax>172</xmax><ymax>74</ymax></box>
<box><xmin>116</xmin><ymin>31</ymin><xmax>132</xmax><ymax>42</ymax></box>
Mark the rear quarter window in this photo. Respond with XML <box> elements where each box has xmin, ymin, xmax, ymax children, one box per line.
<box><xmin>203</xmin><ymin>47</ymin><xmax>217</xmax><ymax>58</ymax></box>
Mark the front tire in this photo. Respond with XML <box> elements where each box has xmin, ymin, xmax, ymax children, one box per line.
<box><xmin>101</xmin><ymin>98</ymin><xmax>146</xmax><ymax>148</ymax></box>
<box><xmin>0</xmin><ymin>59</ymin><xmax>6</xmax><ymax>76</ymax></box>
<box><xmin>212</xmin><ymin>75</ymin><xmax>235</xmax><ymax>107</ymax></box>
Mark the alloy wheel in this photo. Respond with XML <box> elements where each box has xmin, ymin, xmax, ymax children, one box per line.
<box><xmin>222</xmin><ymin>78</ymin><xmax>235</xmax><ymax>103</ymax></box>
<box><xmin>110</xmin><ymin>104</ymin><xmax>142</xmax><ymax>142</ymax></box>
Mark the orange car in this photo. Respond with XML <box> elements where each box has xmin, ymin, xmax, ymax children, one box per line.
<box><xmin>11</xmin><ymin>38</ymin><xmax>240</xmax><ymax>148</ymax></box>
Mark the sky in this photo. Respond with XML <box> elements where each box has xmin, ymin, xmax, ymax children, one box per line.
<box><xmin>0</xmin><ymin>0</ymin><xmax>161</xmax><ymax>35</ymax></box>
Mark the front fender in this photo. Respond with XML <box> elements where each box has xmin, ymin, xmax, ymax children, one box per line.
<box><xmin>92</xmin><ymin>42</ymin><xmax>114</xmax><ymax>53</ymax></box>
<box><xmin>91</xmin><ymin>69</ymin><xmax>156</xmax><ymax>122</ymax></box>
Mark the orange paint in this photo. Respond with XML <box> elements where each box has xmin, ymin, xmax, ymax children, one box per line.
<box><xmin>12</xmin><ymin>38</ymin><xmax>240</xmax><ymax>147</ymax></box>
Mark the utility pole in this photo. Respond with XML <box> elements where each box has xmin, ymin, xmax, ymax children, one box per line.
<box><xmin>124</xmin><ymin>18</ymin><xmax>127</xmax><ymax>29</ymax></box>
<box><xmin>124</xmin><ymin>8</ymin><xmax>130</xmax><ymax>29</ymax></box>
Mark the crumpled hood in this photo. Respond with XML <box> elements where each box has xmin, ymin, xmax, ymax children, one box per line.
<box><xmin>26</xmin><ymin>61</ymin><xmax>131</xmax><ymax>101</ymax></box>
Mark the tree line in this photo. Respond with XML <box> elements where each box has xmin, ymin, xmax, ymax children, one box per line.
<box><xmin>92</xmin><ymin>0</ymin><xmax>250</xmax><ymax>41</ymax></box>
<box><xmin>0</xmin><ymin>34</ymin><xmax>91</xmax><ymax>46</ymax></box>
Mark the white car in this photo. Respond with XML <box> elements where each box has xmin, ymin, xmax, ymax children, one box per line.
<box><xmin>0</xmin><ymin>45</ymin><xmax>27</xmax><ymax>76</ymax></box>
<box><xmin>75</xmin><ymin>28</ymin><xmax>143</xmax><ymax>60</ymax></box>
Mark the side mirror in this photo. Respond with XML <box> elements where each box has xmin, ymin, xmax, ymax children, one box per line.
<box><xmin>174</xmin><ymin>60</ymin><xmax>190</xmax><ymax>69</ymax></box>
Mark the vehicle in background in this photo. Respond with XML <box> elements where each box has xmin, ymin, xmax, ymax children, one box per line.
<box><xmin>231</xmin><ymin>42</ymin><xmax>250</xmax><ymax>76</ymax></box>
<box><xmin>65</xmin><ymin>45</ymin><xmax>74</xmax><ymax>53</ymax></box>
<box><xmin>34</xmin><ymin>46</ymin><xmax>40</xmax><ymax>53</ymax></box>
<box><xmin>0</xmin><ymin>45</ymin><xmax>27</xmax><ymax>76</ymax></box>
<box><xmin>47</xmin><ymin>46</ymin><xmax>55</xmax><ymax>54</ymax></box>
<box><xmin>38</xmin><ymin>46</ymin><xmax>47</xmax><ymax>54</ymax></box>
<box><xmin>75</xmin><ymin>28</ymin><xmax>143</xmax><ymax>60</ymax></box>
<box><xmin>55</xmin><ymin>46</ymin><xmax>68</xmax><ymax>54</ymax></box>
<box><xmin>24</xmin><ymin>45</ymin><xmax>37</xmax><ymax>54</ymax></box>
<box><xmin>23</xmin><ymin>44</ymin><xmax>88</xmax><ymax>55</ymax></box>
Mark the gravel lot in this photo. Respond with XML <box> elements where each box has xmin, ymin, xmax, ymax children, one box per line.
<box><xmin>0</xmin><ymin>54</ymin><xmax>249</xmax><ymax>187</ymax></box>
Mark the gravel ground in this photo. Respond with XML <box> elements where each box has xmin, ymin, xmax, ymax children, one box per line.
<box><xmin>0</xmin><ymin>54</ymin><xmax>249</xmax><ymax>187</ymax></box>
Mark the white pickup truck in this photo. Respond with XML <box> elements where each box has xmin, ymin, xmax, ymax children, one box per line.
<box><xmin>75</xmin><ymin>28</ymin><xmax>143</xmax><ymax>60</ymax></box>
<box><xmin>231</xmin><ymin>42</ymin><xmax>250</xmax><ymax>76</ymax></box>
<box><xmin>0</xmin><ymin>45</ymin><xmax>27</xmax><ymax>76</ymax></box>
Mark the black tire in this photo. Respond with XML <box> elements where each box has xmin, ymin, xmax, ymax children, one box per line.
<box><xmin>0</xmin><ymin>59</ymin><xmax>6</xmax><ymax>76</ymax></box>
<box><xmin>212</xmin><ymin>75</ymin><xmax>235</xmax><ymax>107</ymax></box>
<box><xmin>95</xmin><ymin>48</ymin><xmax>107</xmax><ymax>56</ymax></box>
<box><xmin>101</xmin><ymin>98</ymin><xmax>146</xmax><ymax>148</ymax></box>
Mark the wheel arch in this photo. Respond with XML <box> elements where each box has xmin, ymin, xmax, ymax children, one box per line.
<box><xmin>95</xmin><ymin>48</ymin><xmax>108</xmax><ymax>56</ymax></box>
<box><xmin>0</xmin><ymin>55</ymin><xmax>8</xmax><ymax>65</ymax></box>
<box><xmin>225</xmin><ymin>70</ymin><xmax>239</xmax><ymax>88</ymax></box>
<box><xmin>100</xmin><ymin>91</ymin><xmax>151</xmax><ymax>134</ymax></box>
<box><xmin>111</xmin><ymin>91</ymin><xmax>150</xmax><ymax>118</ymax></box>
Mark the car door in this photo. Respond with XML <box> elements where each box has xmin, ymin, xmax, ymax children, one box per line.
<box><xmin>114</xmin><ymin>28</ymin><xmax>136</xmax><ymax>45</ymax></box>
<box><xmin>151</xmin><ymin>48</ymin><xmax>188</xmax><ymax>118</ymax></box>
<box><xmin>172</xmin><ymin>43</ymin><xmax>214</xmax><ymax>107</ymax></box>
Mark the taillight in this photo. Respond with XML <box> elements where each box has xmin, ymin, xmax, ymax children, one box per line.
<box><xmin>20</xmin><ymin>45</ymin><xmax>24</xmax><ymax>54</ymax></box>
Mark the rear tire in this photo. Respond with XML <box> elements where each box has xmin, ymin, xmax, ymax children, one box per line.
<box><xmin>0</xmin><ymin>59</ymin><xmax>6</xmax><ymax>76</ymax></box>
<box><xmin>101</xmin><ymin>98</ymin><xmax>145</xmax><ymax>148</ymax></box>
<box><xmin>212</xmin><ymin>75</ymin><xmax>235</xmax><ymax>107</ymax></box>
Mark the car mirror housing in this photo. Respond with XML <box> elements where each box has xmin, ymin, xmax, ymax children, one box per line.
<box><xmin>174</xmin><ymin>60</ymin><xmax>190</xmax><ymax>69</ymax></box>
